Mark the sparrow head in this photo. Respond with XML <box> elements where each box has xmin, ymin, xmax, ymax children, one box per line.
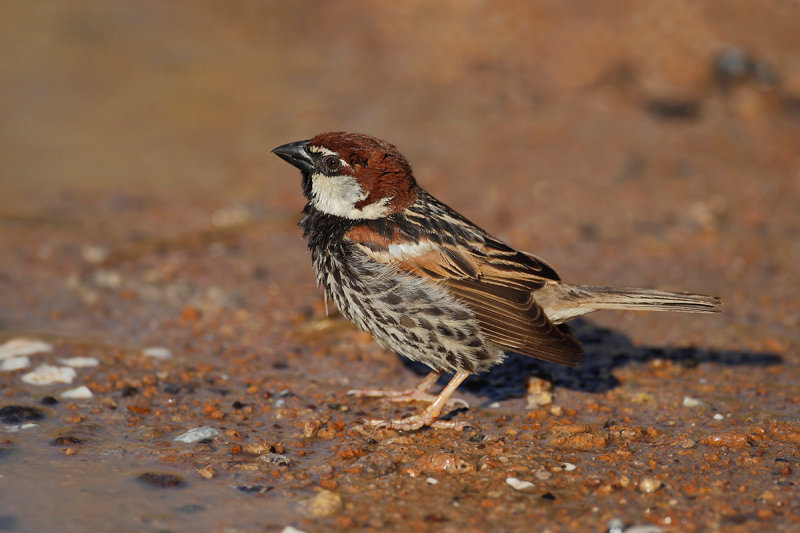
<box><xmin>272</xmin><ymin>132</ymin><xmax>417</xmax><ymax>220</ymax></box>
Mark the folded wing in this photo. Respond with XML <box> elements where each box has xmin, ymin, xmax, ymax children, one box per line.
<box><xmin>348</xmin><ymin>224</ymin><xmax>583</xmax><ymax>366</ymax></box>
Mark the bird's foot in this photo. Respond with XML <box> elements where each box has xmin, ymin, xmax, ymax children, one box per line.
<box><xmin>361</xmin><ymin>413</ymin><xmax>467</xmax><ymax>431</ymax></box>
<box><xmin>355</xmin><ymin>371</ymin><xmax>471</xmax><ymax>432</ymax></box>
<box><xmin>347</xmin><ymin>387</ymin><xmax>469</xmax><ymax>409</ymax></box>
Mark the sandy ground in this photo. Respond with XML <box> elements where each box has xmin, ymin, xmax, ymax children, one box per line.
<box><xmin>1</xmin><ymin>2</ymin><xmax>799</xmax><ymax>532</ymax></box>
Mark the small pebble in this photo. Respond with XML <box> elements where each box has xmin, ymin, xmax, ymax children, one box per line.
<box><xmin>60</xmin><ymin>386</ymin><xmax>93</xmax><ymax>399</ymax></box>
<box><xmin>679</xmin><ymin>437</ymin><xmax>697</xmax><ymax>449</ymax></box>
<box><xmin>561</xmin><ymin>462</ymin><xmax>577</xmax><ymax>471</ymax></box>
<box><xmin>174</xmin><ymin>427</ymin><xmax>219</xmax><ymax>443</ymax></box>
<box><xmin>281</xmin><ymin>527</ymin><xmax>308</xmax><ymax>533</ymax></box>
<box><xmin>175</xmin><ymin>504</ymin><xmax>206</xmax><ymax>514</ymax></box>
<box><xmin>713</xmin><ymin>47</ymin><xmax>752</xmax><ymax>83</ymax></box>
<box><xmin>607</xmin><ymin>518</ymin><xmax>626</xmax><ymax>533</ymax></box>
<box><xmin>143</xmin><ymin>347</ymin><xmax>172</xmax><ymax>359</ymax></box>
<box><xmin>52</xmin><ymin>435</ymin><xmax>84</xmax><ymax>446</ymax></box>
<box><xmin>682</xmin><ymin>396</ymin><xmax>704</xmax><ymax>407</ymax></box>
<box><xmin>638</xmin><ymin>477</ymin><xmax>661</xmax><ymax>493</ymax></box>
<box><xmin>21</xmin><ymin>365</ymin><xmax>76</xmax><ymax>385</ymax></box>
<box><xmin>527</xmin><ymin>390</ymin><xmax>553</xmax><ymax>408</ymax></box>
<box><xmin>416</xmin><ymin>453</ymin><xmax>475</xmax><ymax>474</ymax></box>
<box><xmin>303</xmin><ymin>420</ymin><xmax>321</xmax><ymax>438</ymax></box>
<box><xmin>506</xmin><ymin>477</ymin><xmax>535</xmax><ymax>491</ymax></box>
<box><xmin>260</xmin><ymin>453</ymin><xmax>292</xmax><ymax>466</ymax></box>
<box><xmin>0</xmin><ymin>338</ymin><xmax>52</xmax><ymax>359</ymax></box>
<box><xmin>713</xmin><ymin>413</ymin><xmax>725</xmax><ymax>420</ymax></box>
<box><xmin>81</xmin><ymin>244</ymin><xmax>109</xmax><ymax>264</ymax></box>
<box><xmin>526</xmin><ymin>376</ymin><xmax>554</xmax><ymax>408</ymax></box>
<box><xmin>58</xmin><ymin>357</ymin><xmax>100</xmax><ymax>368</ymax></box>
<box><xmin>136</xmin><ymin>472</ymin><xmax>185</xmax><ymax>488</ymax></box>
<box><xmin>1</xmin><ymin>356</ymin><xmax>30</xmax><ymax>371</ymax></box>
<box><xmin>196</xmin><ymin>466</ymin><xmax>215</xmax><ymax>479</ymax></box>
<box><xmin>426</xmin><ymin>477</ymin><xmax>438</xmax><ymax>485</ymax></box>
<box><xmin>92</xmin><ymin>269</ymin><xmax>122</xmax><ymax>289</ymax></box>
<box><xmin>237</xmin><ymin>485</ymin><xmax>272</xmax><ymax>494</ymax></box>
<box><xmin>489</xmin><ymin>402</ymin><xmax>501</xmax><ymax>408</ymax></box>
<box><xmin>535</xmin><ymin>469</ymin><xmax>552</xmax><ymax>481</ymax></box>
<box><xmin>304</xmin><ymin>490</ymin><xmax>343</xmax><ymax>518</ymax></box>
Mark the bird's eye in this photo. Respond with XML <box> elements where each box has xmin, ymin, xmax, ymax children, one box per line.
<box><xmin>322</xmin><ymin>156</ymin><xmax>341</xmax><ymax>173</ymax></box>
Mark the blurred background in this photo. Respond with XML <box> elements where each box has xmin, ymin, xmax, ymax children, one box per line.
<box><xmin>2</xmin><ymin>0</ymin><xmax>799</xmax><ymax>344</ymax></box>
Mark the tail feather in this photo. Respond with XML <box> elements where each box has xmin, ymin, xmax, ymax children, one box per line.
<box><xmin>574</xmin><ymin>285</ymin><xmax>722</xmax><ymax>314</ymax></box>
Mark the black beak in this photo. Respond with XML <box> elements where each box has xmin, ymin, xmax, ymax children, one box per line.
<box><xmin>271</xmin><ymin>139</ymin><xmax>314</xmax><ymax>173</ymax></box>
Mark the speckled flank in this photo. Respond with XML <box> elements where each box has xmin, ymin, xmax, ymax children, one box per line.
<box><xmin>311</xmin><ymin>241</ymin><xmax>502</xmax><ymax>373</ymax></box>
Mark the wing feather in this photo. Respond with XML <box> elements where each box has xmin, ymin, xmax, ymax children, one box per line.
<box><xmin>347</xmin><ymin>223</ymin><xmax>583</xmax><ymax>366</ymax></box>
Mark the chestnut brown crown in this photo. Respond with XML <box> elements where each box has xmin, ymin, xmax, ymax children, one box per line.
<box><xmin>273</xmin><ymin>132</ymin><xmax>418</xmax><ymax>220</ymax></box>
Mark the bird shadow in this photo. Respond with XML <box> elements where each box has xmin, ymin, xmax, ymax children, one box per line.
<box><xmin>402</xmin><ymin>318</ymin><xmax>783</xmax><ymax>403</ymax></box>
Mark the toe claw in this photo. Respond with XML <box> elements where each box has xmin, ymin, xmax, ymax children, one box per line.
<box><xmin>450</xmin><ymin>397</ymin><xmax>470</xmax><ymax>409</ymax></box>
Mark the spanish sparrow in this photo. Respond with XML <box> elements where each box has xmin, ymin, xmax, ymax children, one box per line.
<box><xmin>272</xmin><ymin>132</ymin><xmax>721</xmax><ymax>431</ymax></box>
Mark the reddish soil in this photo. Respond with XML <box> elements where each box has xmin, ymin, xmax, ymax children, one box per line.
<box><xmin>1</xmin><ymin>2</ymin><xmax>799</xmax><ymax>532</ymax></box>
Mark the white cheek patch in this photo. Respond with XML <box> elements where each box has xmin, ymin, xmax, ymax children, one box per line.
<box><xmin>310</xmin><ymin>173</ymin><xmax>393</xmax><ymax>219</ymax></box>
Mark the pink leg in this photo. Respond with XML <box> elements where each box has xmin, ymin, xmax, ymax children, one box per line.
<box><xmin>347</xmin><ymin>371</ymin><xmax>469</xmax><ymax>408</ymax></box>
<box><xmin>361</xmin><ymin>371</ymin><xmax>471</xmax><ymax>431</ymax></box>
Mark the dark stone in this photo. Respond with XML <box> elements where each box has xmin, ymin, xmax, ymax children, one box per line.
<box><xmin>174</xmin><ymin>504</ymin><xmax>206</xmax><ymax>514</ymax></box>
<box><xmin>713</xmin><ymin>47</ymin><xmax>752</xmax><ymax>84</ymax></box>
<box><xmin>541</xmin><ymin>492</ymin><xmax>556</xmax><ymax>501</ymax></box>
<box><xmin>0</xmin><ymin>405</ymin><xmax>44</xmax><ymax>424</ymax></box>
<box><xmin>51</xmin><ymin>435</ymin><xmax>84</xmax><ymax>446</ymax></box>
<box><xmin>121</xmin><ymin>386</ymin><xmax>139</xmax><ymax>398</ymax></box>
<box><xmin>40</xmin><ymin>396</ymin><xmax>58</xmax><ymax>406</ymax></box>
<box><xmin>231</xmin><ymin>401</ymin><xmax>247</xmax><ymax>409</ymax></box>
<box><xmin>136</xmin><ymin>472</ymin><xmax>185</xmax><ymax>488</ymax></box>
<box><xmin>162</xmin><ymin>384</ymin><xmax>182</xmax><ymax>395</ymax></box>
<box><xmin>252</xmin><ymin>266</ymin><xmax>268</xmax><ymax>280</ymax></box>
<box><xmin>645</xmin><ymin>98</ymin><xmax>701</xmax><ymax>120</ymax></box>
<box><xmin>469</xmin><ymin>433</ymin><xmax>487</xmax><ymax>443</ymax></box>
<box><xmin>236</xmin><ymin>485</ymin><xmax>273</xmax><ymax>494</ymax></box>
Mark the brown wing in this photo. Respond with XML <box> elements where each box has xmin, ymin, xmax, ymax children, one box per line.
<box><xmin>348</xmin><ymin>227</ymin><xmax>583</xmax><ymax>367</ymax></box>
